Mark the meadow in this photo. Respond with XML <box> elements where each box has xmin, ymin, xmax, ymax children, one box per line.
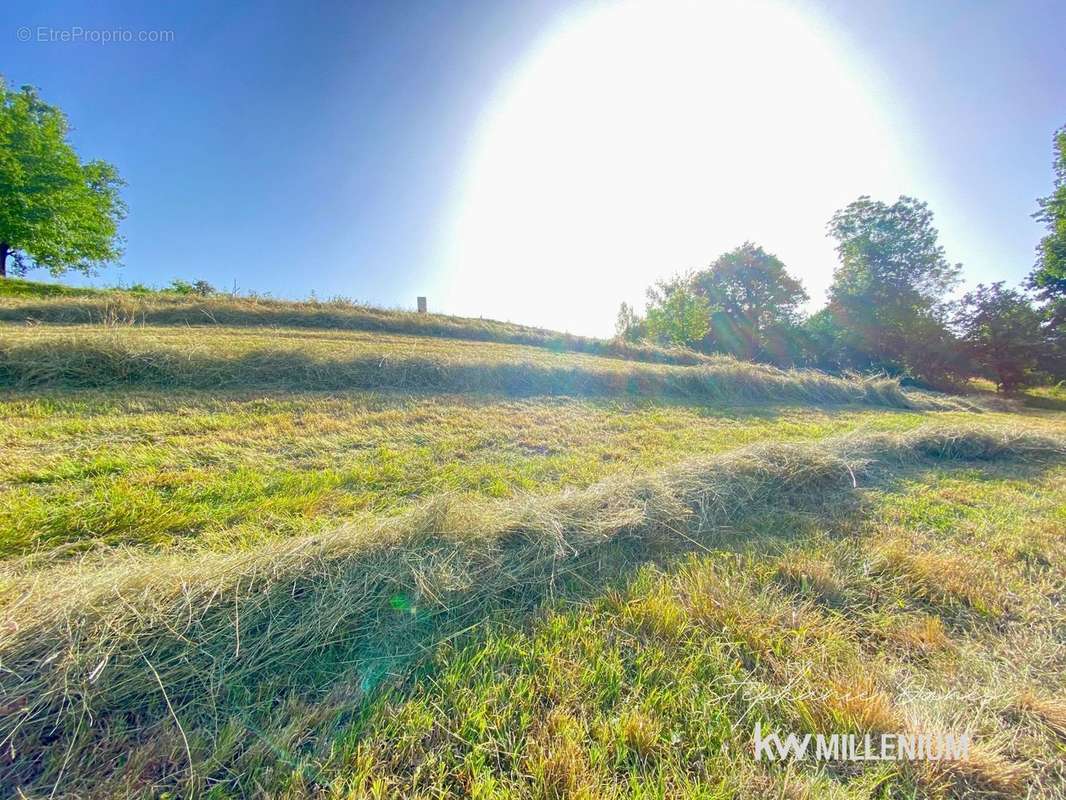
<box><xmin>0</xmin><ymin>278</ymin><xmax>714</xmax><ymax>367</ymax></box>
<box><xmin>0</xmin><ymin>283</ymin><xmax>1064</xmax><ymax>799</ymax></box>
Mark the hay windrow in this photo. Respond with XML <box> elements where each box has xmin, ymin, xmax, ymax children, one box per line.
<box><xmin>0</xmin><ymin>292</ymin><xmax>714</xmax><ymax>367</ymax></box>
<box><xmin>0</xmin><ymin>424</ymin><xmax>1060</xmax><ymax>792</ymax></box>
<box><xmin>0</xmin><ymin>328</ymin><xmax>954</xmax><ymax>409</ymax></box>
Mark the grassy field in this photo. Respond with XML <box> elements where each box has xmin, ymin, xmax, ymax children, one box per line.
<box><xmin>2</xmin><ymin>390</ymin><xmax>1004</xmax><ymax>560</ymax></box>
<box><xmin>0</xmin><ymin>286</ymin><xmax>1064</xmax><ymax>798</ymax></box>
<box><xmin>0</xmin><ymin>277</ymin><xmax>714</xmax><ymax>367</ymax></box>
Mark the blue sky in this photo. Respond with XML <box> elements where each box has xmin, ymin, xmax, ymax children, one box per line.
<box><xmin>4</xmin><ymin>0</ymin><xmax>1065</xmax><ymax>335</ymax></box>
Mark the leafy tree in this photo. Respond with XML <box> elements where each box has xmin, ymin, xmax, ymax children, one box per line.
<box><xmin>615</xmin><ymin>302</ymin><xmax>645</xmax><ymax>342</ymax></box>
<box><xmin>692</xmin><ymin>242</ymin><xmax>808</xmax><ymax>360</ymax></box>
<box><xmin>0</xmin><ymin>79</ymin><xmax>125</xmax><ymax>278</ymax></box>
<box><xmin>955</xmin><ymin>283</ymin><xmax>1043</xmax><ymax>392</ymax></box>
<box><xmin>169</xmin><ymin>279</ymin><xmax>216</xmax><ymax>296</ymax></box>
<box><xmin>1028</xmin><ymin>124</ymin><xmax>1066</xmax><ymax>329</ymax></box>
<box><xmin>644</xmin><ymin>278</ymin><xmax>710</xmax><ymax>347</ymax></box>
<box><xmin>798</xmin><ymin>308</ymin><xmax>848</xmax><ymax>371</ymax></box>
<box><xmin>1038</xmin><ymin>328</ymin><xmax>1066</xmax><ymax>382</ymax></box>
<box><xmin>826</xmin><ymin>195</ymin><xmax>961</xmax><ymax>382</ymax></box>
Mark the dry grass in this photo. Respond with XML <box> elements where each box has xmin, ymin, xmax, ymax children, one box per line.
<box><xmin>1</xmin><ymin>390</ymin><xmax>967</xmax><ymax>559</ymax></box>
<box><xmin>881</xmin><ymin>613</ymin><xmax>954</xmax><ymax>657</ymax></box>
<box><xmin>0</xmin><ymin>284</ymin><xmax>716</xmax><ymax>367</ymax></box>
<box><xmin>0</xmin><ymin>323</ymin><xmax>946</xmax><ymax>409</ymax></box>
<box><xmin>873</xmin><ymin>538</ymin><xmax>1007</xmax><ymax>616</ymax></box>
<box><xmin>922</xmin><ymin>743</ymin><xmax>1032</xmax><ymax>800</ymax></box>
<box><xmin>527</xmin><ymin>709</ymin><xmax>599</xmax><ymax>800</ymax></box>
<box><xmin>1</xmin><ymin>424</ymin><xmax>1061</xmax><ymax>796</ymax></box>
<box><xmin>1015</xmin><ymin>691</ymin><xmax>1066</xmax><ymax>740</ymax></box>
<box><xmin>774</xmin><ymin>555</ymin><xmax>843</xmax><ymax>602</ymax></box>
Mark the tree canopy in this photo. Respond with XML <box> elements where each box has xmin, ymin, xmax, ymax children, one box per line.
<box><xmin>826</xmin><ymin>195</ymin><xmax>961</xmax><ymax>381</ymax></box>
<box><xmin>1029</xmin><ymin>124</ymin><xmax>1066</xmax><ymax>328</ymax></box>
<box><xmin>644</xmin><ymin>279</ymin><xmax>710</xmax><ymax>347</ymax></box>
<box><xmin>691</xmin><ymin>242</ymin><xmax>808</xmax><ymax>360</ymax></box>
<box><xmin>955</xmin><ymin>282</ymin><xmax>1044</xmax><ymax>392</ymax></box>
<box><xmin>0</xmin><ymin>79</ymin><xmax>126</xmax><ymax>278</ymax></box>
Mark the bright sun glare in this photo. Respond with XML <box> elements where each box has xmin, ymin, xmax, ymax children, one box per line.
<box><xmin>436</xmin><ymin>0</ymin><xmax>917</xmax><ymax>336</ymax></box>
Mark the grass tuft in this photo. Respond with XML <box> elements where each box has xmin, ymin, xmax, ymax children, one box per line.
<box><xmin>873</xmin><ymin>539</ymin><xmax>1006</xmax><ymax>616</ymax></box>
<box><xmin>923</xmin><ymin>742</ymin><xmax>1031</xmax><ymax>799</ymax></box>
<box><xmin>881</xmin><ymin>613</ymin><xmax>954</xmax><ymax>657</ymax></box>
<box><xmin>775</xmin><ymin>555</ymin><xmax>843</xmax><ymax>602</ymax></box>
<box><xmin>1015</xmin><ymin>691</ymin><xmax>1066</xmax><ymax>741</ymax></box>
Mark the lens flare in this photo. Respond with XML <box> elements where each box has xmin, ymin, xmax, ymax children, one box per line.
<box><xmin>436</xmin><ymin>0</ymin><xmax>917</xmax><ymax>335</ymax></box>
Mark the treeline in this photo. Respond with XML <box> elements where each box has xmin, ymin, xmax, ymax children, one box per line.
<box><xmin>619</xmin><ymin>126</ymin><xmax>1066</xmax><ymax>392</ymax></box>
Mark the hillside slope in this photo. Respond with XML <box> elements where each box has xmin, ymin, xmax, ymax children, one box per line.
<box><xmin>0</xmin><ymin>287</ymin><xmax>1063</xmax><ymax>798</ymax></box>
<box><xmin>0</xmin><ymin>278</ymin><xmax>711</xmax><ymax>366</ymax></box>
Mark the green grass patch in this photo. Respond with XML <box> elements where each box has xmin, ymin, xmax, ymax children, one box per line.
<box><xmin>0</xmin><ymin>277</ymin><xmax>104</xmax><ymax>298</ymax></box>
<box><xmin>2</xmin><ymin>425</ymin><xmax>1063</xmax><ymax>797</ymax></box>
<box><xmin>0</xmin><ymin>390</ymin><xmax>986</xmax><ymax>558</ymax></box>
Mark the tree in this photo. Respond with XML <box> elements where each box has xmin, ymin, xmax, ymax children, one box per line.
<box><xmin>691</xmin><ymin>242</ymin><xmax>808</xmax><ymax>360</ymax></box>
<box><xmin>798</xmin><ymin>308</ymin><xmax>848</xmax><ymax>371</ymax></box>
<box><xmin>644</xmin><ymin>278</ymin><xmax>710</xmax><ymax>347</ymax></box>
<box><xmin>169</xmin><ymin>279</ymin><xmax>216</xmax><ymax>296</ymax></box>
<box><xmin>0</xmin><ymin>79</ymin><xmax>125</xmax><ymax>278</ymax></box>
<box><xmin>1028</xmin><ymin>124</ymin><xmax>1066</xmax><ymax>329</ymax></box>
<box><xmin>615</xmin><ymin>302</ymin><xmax>645</xmax><ymax>342</ymax></box>
<box><xmin>955</xmin><ymin>283</ymin><xmax>1043</xmax><ymax>392</ymax></box>
<box><xmin>826</xmin><ymin>195</ymin><xmax>961</xmax><ymax>382</ymax></box>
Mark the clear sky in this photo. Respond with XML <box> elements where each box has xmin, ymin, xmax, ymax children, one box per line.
<box><xmin>4</xmin><ymin>0</ymin><xmax>1065</xmax><ymax>335</ymax></box>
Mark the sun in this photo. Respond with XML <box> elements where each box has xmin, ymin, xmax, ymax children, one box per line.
<box><xmin>435</xmin><ymin>0</ymin><xmax>915</xmax><ymax>335</ymax></box>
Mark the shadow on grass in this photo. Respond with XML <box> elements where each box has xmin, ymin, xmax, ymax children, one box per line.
<box><xmin>1</xmin><ymin>430</ymin><xmax>1062</xmax><ymax>795</ymax></box>
<box><xmin>0</xmin><ymin>339</ymin><xmax>922</xmax><ymax>408</ymax></box>
<box><xmin>1023</xmin><ymin>392</ymin><xmax>1066</xmax><ymax>412</ymax></box>
<box><xmin>0</xmin><ymin>383</ymin><xmax>888</xmax><ymax>423</ymax></box>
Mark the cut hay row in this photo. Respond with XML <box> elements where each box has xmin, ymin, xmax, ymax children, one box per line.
<box><xmin>1</xmin><ymin>424</ymin><xmax>1061</xmax><ymax>793</ymax></box>
<box><xmin>0</xmin><ymin>329</ymin><xmax>940</xmax><ymax>408</ymax></box>
<box><xmin>0</xmin><ymin>291</ymin><xmax>714</xmax><ymax>367</ymax></box>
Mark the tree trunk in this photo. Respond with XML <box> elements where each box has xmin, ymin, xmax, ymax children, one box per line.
<box><xmin>0</xmin><ymin>243</ymin><xmax>8</xmax><ymax>278</ymax></box>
